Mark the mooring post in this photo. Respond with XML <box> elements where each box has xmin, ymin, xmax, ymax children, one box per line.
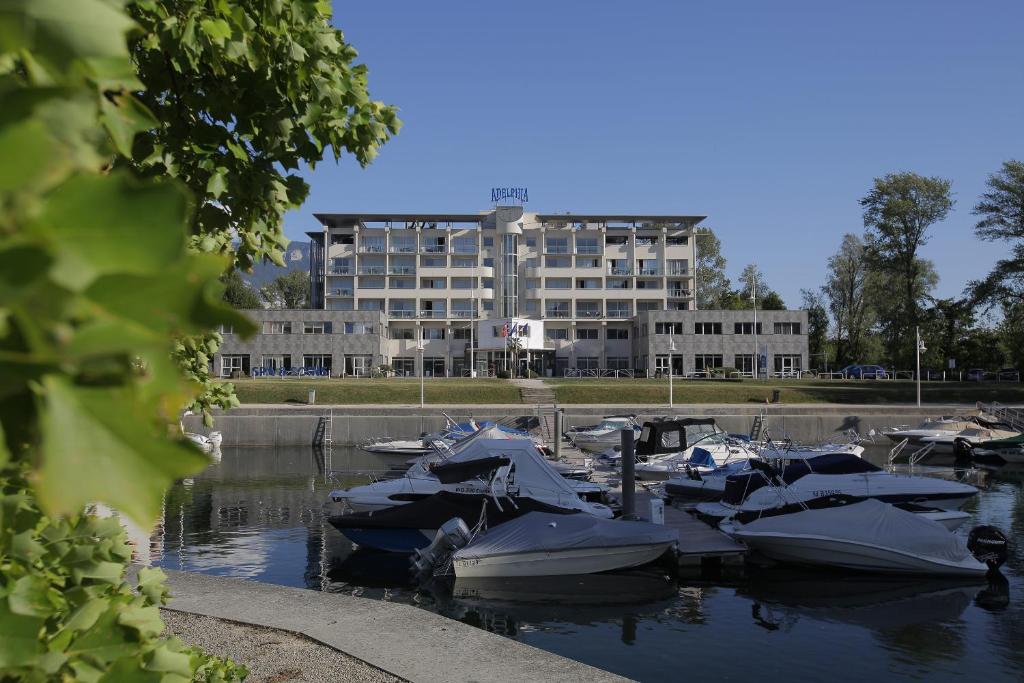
<box><xmin>554</xmin><ymin>409</ymin><xmax>562</xmax><ymax>459</ymax></box>
<box><xmin>621</xmin><ymin>427</ymin><xmax>635</xmax><ymax>518</ymax></box>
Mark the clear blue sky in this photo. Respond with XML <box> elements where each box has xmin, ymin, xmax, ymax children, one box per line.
<box><xmin>283</xmin><ymin>0</ymin><xmax>1023</xmax><ymax>307</ymax></box>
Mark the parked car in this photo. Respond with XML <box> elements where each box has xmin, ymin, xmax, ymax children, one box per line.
<box><xmin>841</xmin><ymin>364</ymin><xmax>889</xmax><ymax>379</ymax></box>
<box><xmin>966</xmin><ymin>368</ymin><xmax>989</xmax><ymax>382</ymax></box>
<box><xmin>997</xmin><ymin>368</ymin><xmax>1020</xmax><ymax>382</ymax></box>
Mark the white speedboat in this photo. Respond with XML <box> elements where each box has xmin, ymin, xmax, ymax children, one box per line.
<box><xmin>451</xmin><ymin>512</ymin><xmax>677</xmax><ymax>577</ymax></box>
<box><xmin>569</xmin><ymin>416</ymin><xmax>641</xmax><ymax>453</ymax></box>
<box><xmin>969</xmin><ymin>434</ymin><xmax>1024</xmax><ymax>468</ymax></box>
<box><xmin>881</xmin><ymin>417</ymin><xmax>978</xmax><ymax>446</ymax></box>
<box><xmin>360</xmin><ymin>438</ymin><xmax>434</xmax><ymax>456</ymax></box>
<box><xmin>921</xmin><ymin>426</ymin><xmax>1020</xmax><ymax>455</ymax></box>
<box><xmin>632</xmin><ymin>419</ymin><xmax>758</xmax><ymax>481</ymax></box>
<box><xmin>695</xmin><ymin>452</ymin><xmax>978</xmax><ymax>518</ymax></box>
<box><xmin>720</xmin><ymin>498</ymin><xmax>993</xmax><ymax>576</ymax></box>
<box><xmin>185</xmin><ymin>431</ymin><xmax>222</xmax><ymax>453</ymax></box>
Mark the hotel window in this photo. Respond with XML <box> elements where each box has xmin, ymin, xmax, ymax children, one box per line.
<box><xmin>422</xmin><ymin>237</ymin><xmax>446</xmax><ymax>253</ymax></box>
<box><xmin>526</xmin><ymin>278</ymin><xmax>541</xmax><ymax>290</ymax></box>
<box><xmin>637</xmin><ymin>301</ymin><xmax>661</xmax><ymax>312</ymax></box>
<box><xmin>451</xmin><ymin>277</ymin><xmax>474</xmax><ymax>289</ymax></box>
<box><xmin>546</xmin><ymin>328</ymin><xmax>568</xmax><ymax>340</ymax></box>
<box><xmin>576</xmin><ymin>328</ymin><xmax>599</xmax><ymax>340</ymax></box>
<box><xmin>607</xmin><ymin>301</ymin><xmax>631</xmax><ymax>318</ymax></box>
<box><xmin>605</xmin><ymin>235</ymin><xmax>628</xmax><ymax>246</ymax></box>
<box><xmin>694</xmin><ymin>354</ymin><xmax>724</xmax><ymax>372</ymax></box>
<box><xmin>392</xmin><ymin>358</ymin><xmax>415</xmax><ymax>376</ymax></box>
<box><xmin>774</xmin><ymin>322</ymin><xmax>802</xmax><ymax>335</ymax></box>
<box><xmin>483</xmin><ymin>301</ymin><xmax>494</xmax><ymax>311</ymax></box>
<box><xmin>262</xmin><ymin>321</ymin><xmax>292</xmax><ymax>334</ymax></box>
<box><xmin>525</xmin><ymin>300</ymin><xmax>539</xmax><ymax>313</ymax></box>
<box><xmin>330</xmin><ymin>258</ymin><xmax>353</xmax><ymax>274</ymax></box>
<box><xmin>483</xmin><ymin>257</ymin><xmax>494</xmax><ymax>267</ymax></box>
<box><xmin>453</xmin><ymin>327</ymin><xmax>472</xmax><ymax>340</ymax></box>
<box><xmin>452</xmin><ymin>256</ymin><xmax>476</xmax><ymax>268</ymax></box>
<box><xmin>545</xmin><ymin>237</ymin><xmax>569</xmax><ymax>254</ymax></box>
<box><xmin>607</xmin><ymin>328</ymin><xmax>629</xmax><ymax>340</ymax></box>
<box><xmin>667</xmin><ymin>236</ymin><xmax>688</xmax><ymax>246</ymax></box>
<box><xmin>576</xmin><ymin>237</ymin><xmax>600</xmax><ymax>254</ymax></box>
<box><xmin>576</xmin><ymin>302</ymin><xmax>601</xmax><ymax>318</ymax></box>
<box><xmin>607</xmin><ymin>278</ymin><xmax>631</xmax><ymax>289</ymax></box>
<box><xmin>635</xmin><ymin>236</ymin><xmax>658</xmax><ymax>246</ymax></box>
<box><xmin>303</xmin><ymin>321</ymin><xmax>332</xmax><ymax>334</ymax></box>
<box><xmin>545</xmin><ymin>255</ymin><xmax>570</xmax><ymax>268</ymax></box>
<box><xmin>331</xmin><ymin>233</ymin><xmax>354</xmax><ymax>245</ymax></box>
<box><xmin>655</xmin><ymin>322</ymin><xmax>683</xmax><ymax>335</ymax></box>
<box><xmin>389</xmin><ymin>278</ymin><xmax>415</xmax><ymax>290</ymax></box>
<box><xmin>358</xmin><ymin>300</ymin><xmax>383</xmax><ymax>311</ymax></box>
<box><xmin>422</xmin><ymin>327</ymin><xmax>446</xmax><ymax>340</ymax></box>
<box><xmin>694</xmin><ymin>322</ymin><xmax>722</xmax><ymax>335</ymax></box>
<box><xmin>483</xmin><ymin>237</ymin><xmax>494</xmax><ymax>247</ymax></box>
<box><xmin>576</xmin><ymin>278</ymin><xmax>601</xmax><ymax>289</ymax></box>
<box><xmin>482</xmin><ymin>277</ymin><xmax>494</xmax><ymax>289</ymax></box>
<box><xmin>545</xmin><ymin>302</ymin><xmax>570</xmax><ymax>318</ymax></box>
<box><xmin>360</xmin><ymin>236</ymin><xmax>385</xmax><ymax>253</ymax></box>
<box><xmin>345</xmin><ymin>355</ymin><xmax>373</xmax><ymax>377</ymax></box>
<box><xmin>525</xmin><ymin>258</ymin><xmax>538</xmax><ymax>269</ymax></box>
<box><xmin>390</xmin><ymin>327</ymin><xmax>415</xmax><ymax>340</ymax></box>
<box><xmin>606</xmin><ymin>259</ymin><xmax>630</xmax><ymax>275</ymax></box>
<box><xmin>421</xmin><ymin>278</ymin><xmax>446</xmax><ymax>289</ymax></box>
<box><xmin>576</xmin><ymin>257</ymin><xmax>601</xmax><ymax>268</ymax></box>
<box><xmin>607</xmin><ymin>357</ymin><xmax>630</xmax><ymax>370</ymax></box>
<box><xmin>302</xmin><ymin>354</ymin><xmax>332</xmax><ymax>371</ymax></box>
<box><xmin>423</xmin><ymin>357</ymin><xmax>446</xmax><ymax>377</ymax></box>
<box><xmin>774</xmin><ymin>355</ymin><xmax>803</xmax><ymax>374</ymax></box>
<box><xmin>344</xmin><ymin>322</ymin><xmax>375</xmax><ymax>335</ymax></box>
<box><xmin>453</xmin><ymin>236</ymin><xmax>477</xmax><ymax>254</ymax></box>
<box><xmin>259</xmin><ymin>354</ymin><xmax>291</xmax><ymax>372</ymax></box>
<box><xmin>220</xmin><ymin>354</ymin><xmax>249</xmax><ymax>377</ymax></box>
<box><xmin>220</xmin><ymin>324</ymin><xmax>234</xmax><ymax>334</ymax></box>
<box><xmin>734</xmin><ymin>354</ymin><xmax>755</xmax><ymax>375</ymax></box>
<box><xmin>545</xmin><ymin>277</ymin><xmax>571</xmax><ymax>289</ymax></box>
<box><xmin>636</xmin><ymin>259</ymin><xmax>660</xmax><ymax>275</ymax></box>
<box><xmin>526</xmin><ymin>237</ymin><xmax>537</xmax><ymax>248</ymax></box>
<box><xmin>421</xmin><ymin>256</ymin><xmax>446</xmax><ymax>267</ymax></box>
<box><xmin>734</xmin><ymin>322</ymin><xmax>763</xmax><ymax>335</ymax></box>
<box><xmin>641</xmin><ymin>324</ymin><xmax>648</xmax><ymax>336</ymax></box>
<box><xmin>667</xmin><ymin>259</ymin><xmax>689</xmax><ymax>276</ymax></box>
<box><xmin>390</xmin><ymin>236</ymin><xmax>416</xmax><ymax>253</ymax></box>
<box><xmin>576</xmin><ymin>357</ymin><xmax>600</xmax><ymax>370</ymax></box>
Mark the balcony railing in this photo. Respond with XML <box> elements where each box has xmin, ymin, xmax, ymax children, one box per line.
<box><xmin>329</xmin><ymin>267</ymin><xmax>354</xmax><ymax>275</ymax></box>
<box><xmin>544</xmin><ymin>246</ymin><xmax>571</xmax><ymax>254</ymax></box>
<box><xmin>636</xmin><ymin>268</ymin><xmax>662</xmax><ymax>276</ymax></box>
<box><xmin>358</xmin><ymin>266</ymin><xmax>386</xmax><ymax>275</ymax></box>
<box><xmin>575</xmin><ymin>310</ymin><xmax>602</xmax><ymax>318</ymax></box>
<box><xmin>452</xmin><ymin>247</ymin><xmax>478</xmax><ymax>254</ymax></box>
<box><xmin>329</xmin><ymin>289</ymin><xmax>354</xmax><ymax>297</ymax></box>
<box><xmin>668</xmin><ymin>289</ymin><xmax>692</xmax><ymax>298</ymax></box>
<box><xmin>421</xmin><ymin>245</ymin><xmax>447</xmax><ymax>254</ymax></box>
<box><xmin>575</xmin><ymin>245</ymin><xmax>601</xmax><ymax>254</ymax></box>
<box><xmin>388</xmin><ymin>246</ymin><xmax>416</xmax><ymax>253</ymax></box>
<box><xmin>419</xmin><ymin>310</ymin><xmax>448</xmax><ymax>319</ymax></box>
<box><xmin>388</xmin><ymin>266</ymin><xmax>416</xmax><ymax>275</ymax></box>
<box><xmin>451</xmin><ymin>310</ymin><xmax>477</xmax><ymax>318</ymax></box>
<box><xmin>388</xmin><ymin>309</ymin><xmax>416</xmax><ymax>318</ymax></box>
<box><xmin>607</xmin><ymin>268</ymin><xmax>633</xmax><ymax>276</ymax></box>
<box><xmin>606</xmin><ymin>310</ymin><xmax>632</xmax><ymax>318</ymax></box>
<box><xmin>358</xmin><ymin>244</ymin><xmax>385</xmax><ymax>253</ymax></box>
<box><xmin>667</xmin><ymin>268</ymin><xmax>694</xmax><ymax>277</ymax></box>
<box><xmin>545</xmin><ymin>310</ymin><xmax>571</xmax><ymax>319</ymax></box>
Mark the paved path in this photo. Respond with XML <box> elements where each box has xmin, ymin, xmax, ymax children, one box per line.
<box><xmin>164</xmin><ymin>570</ymin><xmax>632</xmax><ymax>683</ymax></box>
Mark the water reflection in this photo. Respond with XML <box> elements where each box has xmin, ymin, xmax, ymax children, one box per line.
<box><xmin>153</xmin><ymin>444</ymin><xmax>1024</xmax><ymax>682</ymax></box>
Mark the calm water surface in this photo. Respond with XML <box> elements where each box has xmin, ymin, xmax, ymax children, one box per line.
<box><xmin>153</xmin><ymin>444</ymin><xmax>1024</xmax><ymax>682</ymax></box>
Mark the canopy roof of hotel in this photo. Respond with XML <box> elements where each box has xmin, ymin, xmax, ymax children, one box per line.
<box><xmin>314</xmin><ymin>212</ymin><xmax>706</xmax><ymax>229</ymax></box>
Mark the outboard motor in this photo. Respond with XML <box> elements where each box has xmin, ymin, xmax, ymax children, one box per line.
<box><xmin>410</xmin><ymin>517</ymin><xmax>473</xmax><ymax>581</ymax></box>
<box><xmin>952</xmin><ymin>437</ymin><xmax>974</xmax><ymax>468</ymax></box>
<box><xmin>968</xmin><ymin>525</ymin><xmax>1009</xmax><ymax>571</ymax></box>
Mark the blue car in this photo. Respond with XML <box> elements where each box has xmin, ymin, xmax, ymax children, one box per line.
<box><xmin>841</xmin><ymin>364</ymin><xmax>889</xmax><ymax>379</ymax></box>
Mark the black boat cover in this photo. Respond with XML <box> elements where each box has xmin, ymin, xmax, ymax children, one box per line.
<box><xmin>636</xmin><ymin>418</ymin><xmax>719</xmax><ymax>457</ymax></box>
<box><xmin>430</xmin><ymin>456</ymin><xmax>512</xmax><ymax>483</ymax></box>
<box><xmin>328</xmin><ymin>491</ymin><xmax>577</xmax><ymax>532</ymax></box>
<box><xmin>721</xmin><ymin>453</ymin><xmax>881</xmax><ymax>505</ymax></box>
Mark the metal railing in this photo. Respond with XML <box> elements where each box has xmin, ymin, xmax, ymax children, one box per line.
<box><xmin>575</xmin><ymin>310</ymin><xmax>602</xmax><ymax>318</ymax></box>
<box><xmin>544</xmin><ymin>310</ymin><xmax>571</xmax><ymax>318</ymax></box>
<box><xmin>607</xmin><ymin>268</ymin><xmax>633</xmax><ymax>276</ymax></box>
<box><xmin>358</xmin><ymin>244</ymin><xmax>385</xmax><ymax>253</ymax></box>
<box><xmin>575</xmin><ymin>246</ymin><xmax>602</xmax><ymax>254</ymax></box>
<box><xmin>387</xmin><ymin>309</ymin><xmax>416</xmax><ymax>318</ymax></box>
<box><xmin>329</xmin><ymin>267</ymin><xmax>354</xmax><ymax>275</ymax></box>
<box><xmin>421</xmin><ymin>245</ymin><xmax>447</xmax><ymax>254</ymax></box>
<box><xmin>563</xmin><ymin>368</ymin><xmax>636</xmax><ymax>378</ymax></box>
<box><xmin>358</xmin><ymin>266</ymin><xmax>386</xmax><ymax>275</ymax></box>
<box><xmin>388</xmin><ymin>267</ymin><xmax>415</xmax><ymax>275</ymax></box>
<box><xmin>329</xmin><ymin>289</ymin><xmax>354</xmax><ymax>297</ymax></box>
<box><xmin>668</xmin><ymin>289</ymin><xmax>692</xmax><ymax>297</ymax></box>
<box><xmin>388</xmin><ymin>246</ymin><xmax>416</xmax><ymax>253</ymax></box>
<box><xmin>419</xmin><ymin>310</ymin><xmax>448</xmax><ymax>319</ymax></box>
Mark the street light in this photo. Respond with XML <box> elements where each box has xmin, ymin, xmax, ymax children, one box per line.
<box><xmin>750</xmin><ymin>275</ymin><xmax>758</xmax><ymax>380</ymax></box>
<box><xmin>417</xmin><ymin>336</ymin><xmax>425</xmax><ymax>408</ymax></box>
<box><xmin>668</xmin><ymin>329</ymin><xmax>677</xmax><ymax>408</ymax></box>
<box><xmin>916</xmin><ymin>326</ymin><xmax>926</xmax><ymax>408</ymax></box>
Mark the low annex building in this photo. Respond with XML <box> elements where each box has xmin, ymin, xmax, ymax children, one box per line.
<box><xmin>215</xmin><ymin>208</ymin><xmax>808</xmax><ymax>378</ymax></box>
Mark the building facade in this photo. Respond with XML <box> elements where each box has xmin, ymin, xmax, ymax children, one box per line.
<box><xmin>215</xmin><ymin>209</ymin><xmax>808</xmax><ymax>377</ymax></box>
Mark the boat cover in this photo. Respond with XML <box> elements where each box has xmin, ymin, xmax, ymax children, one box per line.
<box><xmin>687</xmin><ymin>447</ymin><xmax>716</xmax><ymax>467</ymax></box>
<box><xmin>721</xmin><ymin>453</ymin><xmax>880</xmax><ymax>505</ymax></box>
<box><xmin>453</xmin><ymin>512</ymin><xmax>677</xmax><ymax>560</ymax></box>
<box><xmin>975</xmin><ymin>434</ymin><xmax>1024</xmax><ymax>449</ymax></box>
<box><xmin>431</xmin><ymin>456</ymin><xmax>511</xmax><ymax>483</ymax></box>
<box><xmin>737</xmin><ymin>499</ymin><xmax>976</xmax><ymax>565</ymax></box>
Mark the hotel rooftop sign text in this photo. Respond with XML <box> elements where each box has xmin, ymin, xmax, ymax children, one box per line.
<box><xmin>491</xmin><ymin>187</ymin><xmax>528</xmax><ymax>204</ymax></box>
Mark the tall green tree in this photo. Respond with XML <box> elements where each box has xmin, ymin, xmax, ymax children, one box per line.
<box><xmin>720</xmin><ymin>264</ymin><xmax>786</xmax><ymax>310</ymax></box>
<box><xmin>261</xmin><ymin>269</ymin><xmax>310</xmax><ymax>309</ymax></box>
<box><xmin>223</xmin><ymin>269</ymin><xmax>264</xmax><ymax>309</ymax></box>
<box><xmin>861</xmin><ymin>172</ymin><xmax>953</xmax><ymax>366</ymax></box>
<box><xmin>823</xmin><ymin>234</ymin><xmax>874</xmax><ymax>365</ymax></box>
<box><xmin>801</xmin><ymin>288</ymin><xmax>829</xmax><ymax>369</ymax></box>
<box><xmin>694</xmin><ymin>228</ymin><xmax>730</xmax><ymax>308</ymax></box>
<box><xmin>969</xmin><ymin>160</ymin><xmax>1024</xmax><ymax>307</ymax></box>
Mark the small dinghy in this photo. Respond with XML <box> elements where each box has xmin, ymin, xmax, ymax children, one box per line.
<box><xmin>720</xmin><ymin>498</ymin><xmax>1004</xmax><ymax>577</ymax></box>
<box><xmin>451</xmin><ymin>512</ymin><xmax>677</xmax><ymax>578</ymax></box>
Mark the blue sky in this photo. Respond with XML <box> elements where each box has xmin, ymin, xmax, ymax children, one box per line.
<box><xmin>283</xmin><ymin>0</ymin><xmax>1023</xmax><ymax>307</ymax></box>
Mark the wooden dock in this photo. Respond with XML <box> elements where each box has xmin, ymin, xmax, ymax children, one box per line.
<box><xmin>552</xmin><ymin>438</ymin><xmax>748</xmax><ymax>571</ymax></box>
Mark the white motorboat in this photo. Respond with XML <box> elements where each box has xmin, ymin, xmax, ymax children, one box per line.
<box><xmin>451</xmin><ymin>512</ymin><xmax>678</xmax><ymax>578</ymax></box>
<box><xmin>882</xmin><ymin>415</ymin><xmax>1016</xmax><ymax>454</ymax></box>
<box><xmin>921</xmin><ymin>426</ymin><xmax>1020</xmax><ymax>455</ymax></box>
<box><xmin>720</xmin><ymin>498</ymin><xmax>994</xmax><ymax>576</ymax></box>
<box><xmin>632</xmin><ymin>419</ymin><xmax>758</xmax><ymax>481</ymax></box>
<box><xmin>185</xmin><ymin>431</ymin><xmax>221</xmax><ymax>453</ymax></box>
<box><xmin>360</xmin><ymin>438</ymin><xmax>435</xmax><ymax>456</ymax></box>
<box><xmin>694</xmin><ymin>452</ymin><xmax>978</xmax><ymax>518</ymax></box>
<box><xmin>569</xmin><ymin>417</ymin><xmax>641</xmax><ymax>453</ymax></box>
<box><xmin>968</xmin><ymin>434</ymin><xmax>1024</xmax><ymax>468</ymax></box>
<box><xmin>330</xmin><ymin>433</ymin><xmax>614</xmax><ymax>516</ymax></box>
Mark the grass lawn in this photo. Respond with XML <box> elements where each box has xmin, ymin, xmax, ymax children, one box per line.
<box><xmin>226</xmin><ymin>378</ymin><xmax>522</xmax><ymax>405</ymax></box>
<box><xmin>544</xmin><ymin>378</ymin><xmax>1024</xmax><ymax>405</ymax></box>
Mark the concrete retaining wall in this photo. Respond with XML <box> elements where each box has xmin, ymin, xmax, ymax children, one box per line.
<box><xmin>183</xmin><ymin>404</ymin><xmax>971</xmax><ymax>446</ymax></box>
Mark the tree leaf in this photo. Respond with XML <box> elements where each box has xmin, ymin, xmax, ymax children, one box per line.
<box><xmin>35</xmin><ymin>376</ymin><xmax>210</xmax><ymax>526</ymax></box>
<box><xmin>0</xmin><ymin>600</ymin><xmax>45</xmax><ymax>668</ymax></box>
<box><xmin>8</xmin><ymin>574</ymin><xmax>58</xmax><ymax>617</ymax></box>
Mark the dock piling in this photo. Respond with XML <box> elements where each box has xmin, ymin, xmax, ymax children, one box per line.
<box><xmin>554</xmin><ymin>409</ymin><xmax>562</xmax><ymax>459</ymax></box>
<box><xmin>620</xmin><ymin>428</ymin><xmax>635</xmax><ymax>518</ymax></box>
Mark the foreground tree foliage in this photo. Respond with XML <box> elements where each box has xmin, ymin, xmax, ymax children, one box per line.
<box><xmin>0</xmin><ymin>1</ymin><xmax>396</xmax><ymax>679</ymax></box>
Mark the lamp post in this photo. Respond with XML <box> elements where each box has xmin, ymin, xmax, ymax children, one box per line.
<box><xmin>668</xmin><ymin>329</ymin><xmax>677</xmax><ymax>407</ymax></box>
<box><xmin>417</xmin><ymin>336</ymin><xmax>425</xmax><ymax>408</ymax></box>
<box><xmin>916</xmin><ymin>326</ymin><xmax>926</xmax><ymax>408</ymax></box>
<box><xmin>751</xmin><ymin>276</ymin><xmax>758</xmax><ymax>379</ymax></box>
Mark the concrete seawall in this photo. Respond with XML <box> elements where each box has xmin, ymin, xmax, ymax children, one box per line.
<box><xmin>183</xmin><ymin>404</ymin><xmax>977</xmax><ymax>447</ymax></box>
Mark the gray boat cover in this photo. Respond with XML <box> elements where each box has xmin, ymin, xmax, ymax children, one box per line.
<box><xmin>737</xmin><ymin>499</ymin><xmax>976</xmax><ymax>565</ymax></box>
<box><xmin>454</xmin><ymin>512</ymin><xmax>678</xmax><ymax>560</ymax></box>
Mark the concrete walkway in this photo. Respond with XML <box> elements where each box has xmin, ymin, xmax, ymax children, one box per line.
<box><xmin>164</xmin><ymin>570</ymin><xmax>631</xmax><ymax>683</ymax></box>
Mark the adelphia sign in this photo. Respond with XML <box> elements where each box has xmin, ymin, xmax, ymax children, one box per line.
<box><xmin>491</xmin><ymin>187</ymin><xmax>528</xmax><ymax>203</ymax></box>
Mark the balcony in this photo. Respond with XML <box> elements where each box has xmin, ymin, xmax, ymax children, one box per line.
<box><xmin>668</xmin><ymin>289</ymin><xmax>693</xmax><ymax>298</ymax></box>
<box><xmin>421</xmin><ymin>245</ymin><xmax>447</xmax><ymax>254</ymax></box>
<box><xmin>450</xmin><ymin>310</ymin><xmax>478</xmax><ymax>319</ymax></box>
<box><xmin>388</xmin><ymin>245</ymin><xmax>416</xmax><ymax>254</ymax></box>
<box><xmin>575</xmin><ymin>310</ymin><xmax>602</xmax><ymax>319</ymax></box>
<box><xmin>544</xmin><ymin>310</ymin><xmax>571</xmax><ymax>319</ymax></box>
<box><xmin>388</xmin><ymin>266</ymin><xmax>416</xmax><ymax>275</ymax></box>
<box><xmin>388</xmin><ymin>309</ymin><xmax>416</xmax><ymax>318</ymax></box>
<box><xmin>544</xmin><ymin>246</ymin><xmax>571</xmax><ymax>255</ymax></box>
<box><xmin>329</xmin><ymin>267</ymin><xmax>354</xmax><ymax>275</ymax></box>
<box><xmin>328</xmin><ymin>288</ymin><xmax>354</xmax><ymax>297</ymax></box>
<box><xmin>419</xmin><ymin>310</ymin><xmax>448</xmax><ymax>319</ymax></box>
<box><xmin>607</xmin><ymin>268</ymin><xmax>633</xmax><ymax>276</ymax></box>
<box><xmin>636</xmin><ymin>268</ymin><xmax>662</xmax><ymax>276</ymax></box>
<box><xmin>667</xmin><ymin>268</ymin><xmax>694</xmax><ymax>277</ymax></box>
<box><xmin>358</xmin><ymin>266</ymin><xmax>386</xmax><ymax>275</ymax></box>
<box><xmin>452</xmin><ymin>247</ymin><xmax>478</xmax><ymax>255</ymax></box>
<box><xmin>606</xmin><ymin>310</ymin><xmax>632</xmax><ymax>319</ymax></box>
<box><xmin>575</xmin><ymin>246</ymin><xmax>602</xmax><ymax>255</ymax></box>
<box><xmin>358</xmin><ymin>244</ymin><xmax>386</xmax><ymax>254</ymax></box>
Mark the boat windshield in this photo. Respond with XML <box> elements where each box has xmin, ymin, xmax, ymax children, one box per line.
<box><xmin>597</xmin><ymin>419</ymin><xmax>632</xmax><ymax>431</ymax></box>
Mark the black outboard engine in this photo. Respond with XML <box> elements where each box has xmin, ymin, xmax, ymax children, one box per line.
<box><xmin>952</xmin><ymin>437</ymin><xmax>974</xmax><ymax>468</ymax></box>
<box><xmin>968</xmin><ymin>525</ymin><xmax>1009</xmax><ymax>571</ymax></box>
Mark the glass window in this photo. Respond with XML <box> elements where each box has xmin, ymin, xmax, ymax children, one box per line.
<box><xmin>576</xmin><ymin>356</ymin><xmax>599</xmax><ymax>370</ymax></box>
<box><xmin>452</xmin><ymin>257</ymin><xmax>476</xmax><ymax>268</ymax></box>
<box><xmin>655</xmin><ymin>322</ymin><xmax>683</xmax><ymax>335</ymax></box>
<box><xmin>733</xmin><ymin>322</ymin><xmax>762</xmax><ymax>335</ymax></box>
<box><xmin>607</xmin><ymin>328</ymin><xmax>629</xmax><ymax>340</ymax></box>
<box><xmin>694</xmin><ymin>322</ymin><xmax>722</xmax><ymax>335</ymax></box>
<box><xmin>694</xmin><ymin>354</ymin><xmax>724</xmax><ymax>371</ymax></box>
<box><xmin>546</xmin><ymin>327</ymin><xmax>568</xmax><ymax>340</ymax></box>
<box><xmin>483</xmin><ymin>257</ymin><xmax>494</xmax><ymax>267</ymax></box>
<box><xmin>453</xmin><ymin>327</ymin><xmax>472</xmax><ymax>340</ymax></box>
<box><xmin>545</xmin><ymin>256</ymin><xmax>570</xmax><ymax>268</ymax></box>
<box><xmin>482</xmin><ymin>237</ymin><xmax>494</xmax><ymax>247</ymax></box>
<box><xmin>262</xmin><ymin>321</ymin><xmax>291</xmax><ymax>334</ymax></box>
<box><xmin>576</xmin><ymin>328</ymin><xmax>599</xmax><ymax>340</ymax></box>
<box><xmin>302</xmin><ymin>354</ymin><xmax>332</xmax><ymax>371</ymax></box>
<box><xmin>545</xmin><ymin>237</ymin><xmax>569</xmax><ymax>254</ymax></box>
<box><xmin>344</xmin><ymin>355</ymin><xmax>373</xmax><ymax>377</ymax></box>
<box><xmin>390</xmin><ymin>327</ymin><xmax>415</xmax><ymax>340</ymax></box>
<box><xmin>773</xmin><ymin>322</ymin><xmax>802</xmax><ymax>334</ymax></box>
<box><xmin>667</xmin><ymin>236</ymin><xmax>688</xmax><ymax>246</ymax></box>
<box><xmin>392</xmin><ymin>357</ymin><xmax>415</xmax><ymax>376</ymax></box>
<box><xmin>422</xmin><ymin>327</ymin><xmax>446</xmax><ymax>340</ymax></box>
<box><xmin>344</xmin><ymin>322</ymin><xmax>375</xmax><ymax>335</ymax></box>
<box><xmin>606</xmin><ymin>357</ymin><xmax>630</xmax><ymax>370</ymax></box>
<box><xmin>220</xmin><ymin>354</ymin><xmax>249</xmax><ymax>377</ymax></box>
<box><xmin>303</xmin><ymin>321</ymin><xmax>332</xmax><ymax>334</ymax></box>
<box><xmin>545</xmin><ymin>278</ymin><xmax>571</xmax><ymax>289</ymax></box>
<box><xmin>576</xmin><ymin>237</ymin><xmax>600</xmax><ymax>254</ymax></box>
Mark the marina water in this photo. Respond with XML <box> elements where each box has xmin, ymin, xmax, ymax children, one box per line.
<box><xmin>152</xmin><ymin>444</ymin><xmax>1023</xmax><ymax>682</ymax></box>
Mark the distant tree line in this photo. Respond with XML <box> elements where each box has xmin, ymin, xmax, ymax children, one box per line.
<box><xmin>222</xmin><ymin>268</ymin><xmax>310</xmax><ymax>309</ymax></box>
